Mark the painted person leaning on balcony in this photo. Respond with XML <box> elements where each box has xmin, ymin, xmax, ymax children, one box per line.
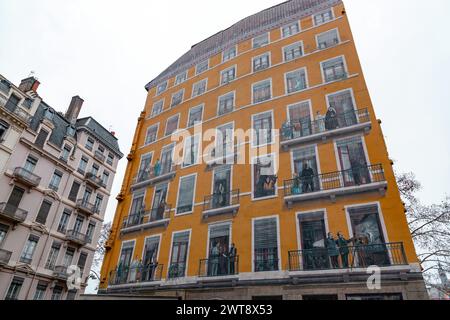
<box><xmin>336</xmin><ymin>232</ymin><xmax>353</xmax><ymax>268</ymax></box>
<box><xmin>325</xmin><ymin>106</ymin><xmax>339</xmax><ymax>130</ymax></box>
<box><xmin>154</xmin><ymin>159</ymin><xmax>161</xmax><ymax>176</ymax></box>
<box><xmin>326</xmin><ymin>232</ymin><xmax>340</xmax><ymax>268</ymax></box>
<box><xmin>300</xmin><ymin>163</ymin><xmax>315</xmax><ymax>193</ymax></box>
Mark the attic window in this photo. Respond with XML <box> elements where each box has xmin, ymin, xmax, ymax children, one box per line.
<box><xmin>44</xmin><ymin>108</ymin><xmax>55</xmax><ymax>120</ymax></box>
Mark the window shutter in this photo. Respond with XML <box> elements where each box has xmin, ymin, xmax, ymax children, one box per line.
<box><xmin>254</xmin><ymin>218</ymin><xmax>278</xmax><ymax>250</ymax></box>
<box><xmin>35</xmin><ymin>129</ymin><xmax>50</xmax><ymax>147</ymax></box>
<box><xmin>173</xmin><ymin>231</ymin><xmax>190</xmax><ymax>244</ymax></box>
<box><xmin>68</xmin><ymin>182</ymin><xmax>80</xmax><ymax>202</ymax></box>
<box><xmin>77</xmin><ymin>252</ymin><xmax>88</xmax><ymax>270</ymax></box>
<box><xmin>36</xmin><ymin>200</ymin><xmax>52</xmax><ymax>224</ymax></box>
<box><xmin>210</xmin><ymin>224</ymin><xmax>230</xmax><ymax>239</ymax></box>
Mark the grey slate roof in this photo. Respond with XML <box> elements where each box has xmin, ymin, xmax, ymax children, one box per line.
<box><xmin>145</xmin><ymin>0</ymin><xmax>341</xmax><ymax>91</ymax></box>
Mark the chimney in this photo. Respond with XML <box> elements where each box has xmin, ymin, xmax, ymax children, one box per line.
<box><xmin>19</xmin><ymin>76</ymin><xmax>40</xmax><ymax>93</ymax></box>
<box><xmin>65</xmin><ymin>96</ymin><xmax>84</xmax><ymax>124</ymax></box>
<box><xmin>110</xmin><ymin>131</ymin><xmax>116</xmax><ymax>136</ymax></box>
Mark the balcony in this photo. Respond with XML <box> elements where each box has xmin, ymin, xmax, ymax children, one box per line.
<box><xmin>202</xmin><ymin>189</ymin><xmax>240</xmax><ymax>219</ymax></box>
<box><xmin>280</xmin><ymin>108</ymin><xmax>371</xmax><ymax>151</ymax></box>
<box><xmin>76</xmin><ymin>199</ymin><xmax>99</xmax><ymax>216</ymax></box>
<box><xmin>167</xmin><ymin>262</ymin><xmax>187</xmax><ymax>279</ymax></box>
<box><xmin>130</xmin><ymin>164</ymin><xmax>177</xmax><ymax>191</ymax></box>
<box><xmin>109</xmin><ymin>264</ymin><xmax>163</xmax><ymax>286</ymax></box>
<box><xmin>66</xmin><ymin>229</ymin><xmax>90</xmax><ymax>247</ymax></box>
<box><xmin>53</xmin><ymin>266</ymin><xmax>68</xmax><ymax>280</ymax></box>
<box><xmin>283</xmin><ymin>164</ymin><xmax>387</xmax><ymax>208</ymax></box>
<box><xmin>0</xmin><ymin>249</ymin><xmax>12</xmax><ymax>266</ymax></box>
<box><xmin>288</xmin><ymin>242</ymin><xmax>407</xmax><ymax>272</ymax></box>
<box><xmin>94</xmin><ymin>150</ymin><xmax>106</xmax><ymax>163</ymax></box>
<box><xmin>85</xmin><ymin>172</ymin><xmax>103</xmax><ymax>189</ymax></box>
<box><xmin>0</xmin><ymin>202</ymin><xmax>28</xmax><ymax>224</ymax></box>
<box><xmin>254</xmin><ymin>249</ymin><xmax>279</xmax><ymax>272</ymax></box>
<box><xmin>198</xmin><ymin>256</ymin><xmax>239</xmax><ymax>278</ymax></box>
<box><xmin>12</xmin><ymin>167</ymin><xmax>41</xmax><ymax>188</ymax></box>
<box><xmin>121</xmin><ymin>204</ymin><xmax>172</xmax><ymax>234</ymax></box>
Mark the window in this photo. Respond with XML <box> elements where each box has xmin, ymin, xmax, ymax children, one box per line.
<box><xmin>211</xmin><ymin>166</ymin><xmax>232</xmax><ymax>209</ymax></box>
<box><xmin>253</xmin><ymin>155</ymin><xmax>277</xmax><ymax>199</ymax></box>
<box><xmin>51</xmin><ymin>286</ymin><xmax>63</xmax><ymax>300</ymax></box>
<box><xmin>317</xmin><ymin>29</ymin><xmax>339</xmax><ymax>49</ymax></box>
<box><xmin>145</xmin><ymin>124</ymin><xmax>158</xmax><ymax>145</ymax></box>
<box><xmin>36</xmin><ymin>199</ymin><xmax>52</xmax><ymax>224</ymax></box>
<box><xmin>322</xmin><ymin>56</ymin><xmax>347</xmax><ymax>82</ymax></box>
<box><xmin>285</xmin><ymin>68</ymin><xmax>307</xmax><ymax>93</ymax></box>
<box><xmin>0</xmin><ymin>79</ymin><xmax>11</xmax><ymax>94</ymax></box>
<box><xmin>58</xmin><ymin>209</ymin><xmax>71</xmax><ymax>233</ymax></box>
<box><xmin>129</xmin><ymin>191</ymin><xmax>145</xmax><ymax>218</ymax></box>
<box><xmin>82</xmin><ymin>189</ymin><xmax>92</xmax><ymax>204</ymax></box>
<box><xmin>63</xmin><ymin>247</ymin><xmax>75</xmax><ymax>267</ymax></box>
<box><xmin>221</xmin><ymin>66</ymin><xmax>236</xmax><ymax>85</ymax></box>
<box><xmin>253</xmin><ymin>33</ymin><xmax>269</xmax><ymax>48</ymax></box>
<box><xmin>175</xmin><ymin>71</ymin><xmax>187</xmax><ymax>85</ymax></box>
<box><xmin>252</xmin><ymin>79</ymin><xmax>272</xmax><ymax>103</ymax></box>
<box><xmin>118</xmin><ymin>241</ymin><xmax>135</xmax><ymax>276</ymax></box>
<box><xmin>78</xmin><ymin>157</ymin><xmax>88</xmax><ymax>174</ymax></box>
<box><xmin>336</xmin><ymin>136</ymin><xmax>369</xmax><ymax>185</ymax></box>
<box><xmin>0</xmin><ymin>223</ymin><xmax>8</xmax><ymax>246</ymax></box>
<box><xmin>218</xmin><ymin>92</ymin><xmax>235</xmax><ymax>116</ymax></box>
<box><xmin>85</xmin><ymin>137</ymin><xmax>94</xmax><ymax>151</ymax></box>
<box><xmin>292</xmin><ymin>146</ymin><xmax>319</xmax><ymax>193</ymax></box>
<box><xmin>314</xmin><ymin>9</ymin><xmax>333</xmax><ymax>26</ymax></box>
<box><xmin>252</xmin><ymin>111</ymin><xmax>273</xmax><ymax>147</ymax></box>
<box><xmin>170</xmin><ymin>89</ymin><xmax>184</xmax><ymax>107</ymax></box>
<box><xmin>286</xmin><ymin>101</ymin><xmax>313</xmax><ymax>139</ymax></box>
<box><xmin>327</xmin><ymin>89</ymin><xmax>357</xmax><ymax>128</ymax></box>
<box><xmin>66</xmin><ymin>290</ymin><xmax>77</xmax><ymax>300</ymax></box>
<box><xmin>222</xmin><ymin>46</ymin><xmax>237</xmax><ymax>62</ymax></box>
<box><xmin>86</xmin><ymin>223</ymin><xmax>96</xmax><ymax>244</ymax></box>
<box><xmin>169</xmin><ymin>231</ymin><xmax>190</xmax><ymax>278</ymax></box>
<box><xmin>253</xmin><ymin>217</ymin><xmax>279</xmax><ymax>271</ymax></box>
<box><xmin>68</xmin><ymin>181</ymin><xmax>80</xmax><ymax>202</ymax></box>
<box><xmin>61</xmin><ymin>145</ymin><xmax>71</xmax><ymax>162</ymax></box>
<box><xmin>49</xmin><ymin>170</ymin><xmax>62</xmax><ymax>191</ymax></box>
<box><xmin>282</xmin><ymin>21</ymin><xmax>300</xmax><ymax>38</ymax></box>
<box><xmin>253</xmin><ymin>53</ymin><xmax>270</xmax><ymax>72</ymax></box>
<box><xmin>91</xmin><ymin>163</ymin><xmax>99</xmax><ymax>176</ymax></box>
<box><xmin>346</xmin><ymin>294</ymin><xmax>402</xmax><ymax>301</ymax></box>
<box><xmin>5</xmin><ymin>277</ymin><xmax>24</xmax><ymax>300</ymax></box>
<box><xmin>33</xmin><ymin>282</ymin><xmax>48</xmax><ymax>300</ymax></box>
<box><xmin>106</xmin><ymin>153</ymin><xmax>114</xmax><ymax>166</ymax></box>
<box><xmin>182</xmin><ymin>135</ymin><xmax>200</xmax><ymax>168</ymax></box>
<box><xmin>45</xmin><ymin>242</ymin><xmax>61</xmax><ymax>270</ymax></box>
<box><xmin>160</xmin><ymin>144</ymin><xmax>174</xmax><ymax>175</ymax></box>
<box><xmin>6</xmin><ymin>186</ymin><xmax>25</xmax><ymax>211</ymax></box>
<box><xmin>24</xmin><ymin>155</ymin><xmax>38</xmax><ymax>172</ymax></box>
<box><xmin>156</xmin><ymin>81</ymin><xmax>168</xmax><ymax>95</ymax></box>
<box><xmin>94</xmin><ymin>195</ymin><xmax>103</xmax><ymax>212</ymax></box>
<box><xmin>176</xmin><ymin>175</ymin><xmax>196</xmax><ymax>214</ymax></box>
<box><xmin>151</xmin><ymin>100</ymin><xmax>164</xmax><ymax>117</ymax></box>
<box><xmin>35</xmin><ymin>128</ymin><xmax>49</xmax><ymax>148</ymax></box>
<box><xmin>215</xmin><ymin>124</ymin><xmax>234</xmax><ymax>159</ymax></box>
<box><xmin>192</xmin><ymin>79</ymin><xmax>207</xmax><ymax>97</ymax></box>
<box><xmin>187</xmin><ymin>105</ymin><xmax>203</xmax><ymax>127</ymax></box>
<box><xmin>77</xmin><ymin>252</ymin><xmax>88</xmax><ymax>274</ymax></box>
<box><xmin>207</xmin><ymin>223</ymin><xmax>232</xmax><ymax>276</ymax></box>
<box><xmin>20</xmin><ymin>234</ymin><xmax>39</xmax><ymax>264</ymax></box>
<box><xmin>165</xmin><ymin>114</ymin><xmax>179</xmax><ymax>136</ymax></box>
<box><xmin>73</xmin><ymin>216</ymin><xmax>84</xmax><ymax>234</ymax></box>
<box><xmin>0</xmin><ymin>120</ymin><xmax>9</xmax><ymax>141</ymax></box>
<box><xmin>101</xmin><ymin>171</ymin><xmax>109</xmax><ymax>186</ymax></box>
<box><xmin>196</xmin><ymin>60</ymin><xmax>209</xmax><ymax>75</ymax></box>
<box><xmin>283</xmin><ymin>42</ymin><xmax>303</xmax><ymax>61</ymax></box>
<box><xmin>137</xmin><ymin>153</ymin><xmax>153</xmax><ymax>181</ymax></box>
<box><xmin>143</xmin><ymin>236</ymin><xmax>160</xmax><ymax>268</ymax></box>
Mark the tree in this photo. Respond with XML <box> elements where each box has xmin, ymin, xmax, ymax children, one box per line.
<box><xmin>396</xmin><ymin>172</ymin><xmax>450</xmax><ymax>280</ymax></box>
<box><xmin>91</xmin><ymin>222</ymin><xmax>111</xmax><ymax>277</ymax></box>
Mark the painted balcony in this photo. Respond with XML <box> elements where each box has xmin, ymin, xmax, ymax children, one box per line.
<box><xmin>0</xmin><ymin>249</ymin><xmax>12</xmax><ymax>266</ymax></box>
<box><xmin>130</xmin><ymin>164</ymin><xmax>177</xmax><ymax>191</ymax></box>
<box><xmin>288</xmin><ymin>242</ymin><xmax>407</xmax><ymax>272</ymax></box>
<box><xmin>109</xmin><ymin>264</ymin><xmax>163</xmax><ymax>286</ymax></box>
<box><xmin>202</xmin><ymin>189</ymin><xmax>240</xmax><ymax>219</ymax></box>
<box><xmin>167</xmin><ymin>262</ymin><xmax>187</xmax><ymax>279</ymax></box>
<box><xmin>85</xmin><ymin>172</ymin><xmax>103</xmax><ymax>189</ymax></box>
<box><xmin>76</xmin><ymin>199</ymin><xmax>99</xmax><ymax>216</ymax></box>
<box><xmin>66</xmin><ymin>229</ymin><xmax>90</xmax><ymax>247</ymax></box>
<box><xmin>283</xmin><ymin>164</ymin><xmax>387</xmax><ymax>208</ymax></box>
<box><xmin>254</xmin><ymin>248</ymin><xmax>279</xmax><ymax>272</ymax></box>
<box><xmin>280</xmin><ymin>108</ymin><xmax>371</xmax><ymax>151</ymax></box>
<box><xmin>53</xmin><ymin>266</ymin><xmax>69</xmax><ymax>280</ymax></box>
<box><xmin>198</xmin><ymin>256</ymin><xmax>239</xmax><ymax>278</ymax></box>
<box><xmin>13</xmin><ymin>167</ymin><xmax>41</xmax><ymax>188</ymax></box>
<box><xmin>94</xmin><ymin>150</ymin><xmax>106</xmax><ymax>163</ymax></box>
<box><xmin>121</xmin><ymin>204</ymin><xmax>172</xmax><ymax>234</ymax></box>
<box><xmin>0</xmin><ymin>202</ymin><xmax>28</xmax><ymax>224</ymax></box>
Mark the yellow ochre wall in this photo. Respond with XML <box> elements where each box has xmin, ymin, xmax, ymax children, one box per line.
<box><xmin>100</xmin><ymin>2</ymin><xmax>418</xmax><ymax>288</ymax></box>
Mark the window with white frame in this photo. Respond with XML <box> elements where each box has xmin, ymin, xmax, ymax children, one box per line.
<box><xmin>169</xmin><ymin>231</ymin><xmax>190</xmax><ymax>278</ymax></box>
<box><xmin>183</xmin><ymin>135</ymin><xmax>200</xmax><ymax>167</ymax></box>
<box><xmin>314</xmin><ymin>9</ymin><xmax>333</xmax><ymax>26</ymax></box>
<box><xmin>60</xmin><ymin>144</ymin><xmax>71</xmax><ymax>162</ymax></box>
<box><xmin>222</xmin><ymin>46</ymin><xmax>237</xmax><ymax>62</ymax></box>
<box><xmin>45</xmin><ymin>241</ymin><xmax>61</xmax><ymax>270</ymax></box>
<box><xmin>170</xmin><ymin>89</ymin><xmax>184</xmax><ymax>107</ymax></box>
<box><xmin>156</xmin><ymin>81</ymin><xmax>168</xmax><ymax>95</ymax></box>
<box><xmin>221</xmin><ymin>66</ymin><xmax>236</xmax><ymax>85</ymax></box>
<box><xmin>282</xmin><ymin>21</ymin><xmax>300</xmax><ymax>38</ymax></box>
<box><xmin>175</xmin><ymin>71</ymin><xmax>187</xmax><ymax>85</ymax></box>
<box><xmin>151</xmin><ymin>100</ymin><xmax>164</xmax><ymax>117</ymax></box>
<box><xmin>283</xmin><ymin>42</ymin><xmax>303</xmax><ymax>61</ymax></box>
<box><xmin>187</xmin><ymin>105</ymin><xmax>203</xmax><ymax>127</ymax></box>
<box><xmin>165</xmin><ymin>115</ymin><xmax>179</xmax><ymax>136</ymax></box>
<box><xmin>252</xmin><ymin>79</ymin><xmax>272</xmax><ymax>103</ymax></box>
<box><xmin>196</xmin><ymin>60</ymin><xmax>209</xmax><ymax>75</ymax></box>
<box><xmin>317</xmin><ymin>29</ymin><xmax>339</xmax><ymax>49</ymax></box>
<box><xmin>253</xmin><ymin>154</ymin><xmax>277</xmax><ymax>199</ymax></box>
<box><xmin>216</xmin><ymin>123</ymin><xmax>234</xmax><ymax>158</ymax></box>
<box><xmin>176</xmin><ymin>175</ymin><xmax>196</xmax><ymax>214</ymax></box>
<box><xmin>49</xmin><ymin>170</ymin><xmax>62</xmax><ymax>191</ymax></box>
<box><xmin>145</xmin><ymin>124</ymin><xmax>158</xmax><ymax>145</ymax></box>
<box><xmin>218</xmin><ymin>92</ymin><xmax>235</xmax><ymax>116</ymax></box>
<box><xmin>286</xmin><ymin>69</ymin><xmax>307</xmax><ymax>93</ymax></box>
<box><xmin>253</xmin><ymin>33</ymin><xmax>269</xmax><ymax>48</ymax></box>
<box><xmin>253</xmin><ymin>111</ymin><xmax>273</xmax><ymax>146</ymax></box>
<box><xmin>253</xmin><ymin>217</ymin><xmax>279</xmax><ymax>271</ymax></box>
<box><xmin>20</xmin><ymin>234</ymin><xmax>39</xmax><ymax>264</ymax></box>
<box><xmin>192</xmin><ymin>79</ymin><xmax>207</xmax><ymax>97</ymax></box>
<box><xmin>322</xmin><ymin>56</ymin><xmax>347</xmax><ymax>82</ymax></box>
<box><xmin>253</xmin><ymin>53</ymin><xmax>270</xmax><ymax>72</ymax></box>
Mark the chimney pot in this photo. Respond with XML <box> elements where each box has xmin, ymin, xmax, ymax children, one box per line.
<box><xmin>110</xmin><ymin>131</ymin><xmax>116</xmax><ymax>136</ymax></box>
<box><xmin>19</xmin><ymin>76</ymin><xmax>40</xmax><ymax>93</ymax></box>
<box><xmin>65</xmin><ymin>96</ymin><xmax>84</xmax><ymax>124</ymax></box>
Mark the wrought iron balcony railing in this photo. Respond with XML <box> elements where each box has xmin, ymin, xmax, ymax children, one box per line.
<box><xmin>0</xmin><ymin>249</ymin><xmax>12</xmax><ymax>265</ymax></box>
<box><xmin>198</xmin><ymin>255</ymin><xmax>239</xmax><ymax>277</ymax></box>
<box><xmin>94</xmin><ymin>150</ymin><xmax>106</xmax><ymax>163</ymax></box>
<box><xmin>53</xmin><ymin>265</ymin><xmax>68</xmax><ymax>280</ymax></box>
<box><xmin>288</xmin><ymin>242</ymin><xmax>407</xmax><ymax>271</ymax></box>
<box><xmin>0</xmin><ymin>202</ymin><xmax>28</xmax><ymax>223</ymax></box>
<box><xmin>66</xmin><ymin>229</ymin><xmax>90</xmax><ymax>246</ymax></box>
<box><xmin>122</xmin><ymin>204</ymin><xmax>172</xmax><ymax>230</ymax></box>
<box><xmin>254</xmin><ymin>248</ymin><xmax>279</xmax><ymax>272</ymax></box>
<box><xmin>203</xmin><ymin>189</ymin><xmax>240</xmax><ymax>217</ymax></box>
<box><xmin>131</xmin><ymin>163</ymin><xmax>177</xmax><ymax>189</ymax></box>
<box><xmin>109</xmin><ymin>264</ymin><xmax>163</xmax><ymax>285</ymax></box>
<box><xmin>167</xmin><ymin>262</ymin><xmax>187</xmax><ymax>279</ymax></box>
<box><xmin>280</xmin><ymin>108</ymin><xmax>370</xmax><ymax>143</ymax></box>
<box><xmin>76</xmin><ymin>199</ymin><xmax>100</xmax><ymax>216</ymax></box>
<box><xmin>85</xmin><ymin>172</ymin><xmax>104</xmax><ymax>189</ymax></box>
<box><xmin>13</xmin><ymin>167</ymin><xmax>41</xmax><ymax>187</ymax></box>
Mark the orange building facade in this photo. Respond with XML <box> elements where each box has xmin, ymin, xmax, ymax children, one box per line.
<box><xmin>99</xmin><ymin>0</ymin><xmax>428</xmax><ymax>300</ymax></box>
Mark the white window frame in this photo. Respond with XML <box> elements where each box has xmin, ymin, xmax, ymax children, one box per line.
<box><xmin>187</xmin><ymin>104</ymin><xmax>204</xmax><ymax>128</ymax></box>
<box><xmin>144</xmin><ymin>123</ymin><xmax>159</xmax><ymax>146</ymax></box>
<box><xmin>196</xmin><ymin>60</ymin><xmax>209</xmax><ymax>75</ymax></box>
<box><xmin>151</xmin><ymin>99</ymin><xmax>164</xmax><ymax>118</ymax></box>
<box><xmin>315</xmin><ymin>28</ymin><xmax>341</xmax><ymax>50</ymax></box>
<box><xmin>281</xmin><ymin>21</ymin><xmax>300</xmax><ymax>38</ymax></box>
<box><xmin>222</xmin><ymin>45</ymin><xmax>237</xmax><ymax>62</ymax></box>
<box><xmin>175</xmin><ymin>173</ymin><xmax>197</xmax><ymax>216</ymax></box>
<box><xmin>217</xmin><ymin>91</ymin><xmax>236</xmax><ymax>116</ymax></box>
<box><xmin>282</xmin><ymin>41</ymin><xmax>304</xmax><ymax>62</ymax></box>
<box><xmin>164</xmin><ymin>114</ymin><xmax>180</xmax><ymax>136</ymax></box>
<box><xmin>251</xmin><ymin>215</ymin><xmax>281</xmax><ymax>272</ymax></box>
<box><xmin>250</xmin><ymin>153</ymin><xmax>278</xmax><ymax>201</ymax></box>
<box><xmin>167</xmin><ymin>229</ymin><xmax>192</xmax><ymax>278</ymax></box>
<box><xmin>170</xmin><ymin>89</ymin><xmax>185</xmax><ymax>108</ymax></box>
<box><xmin>320</xmin><ymin>55</ymin><xmax>348</xmax><ymax>84</ymax></box>
<box><xmin>138</xmin><ymin>151</ymin><xmax>154</xmax><ymax>174</ymax></box>
<box><xmin>206</xmin><ymin>221</ymin><xmax>232</xmax><ymax>257</ymax></box>
<box><xmin>284</xmin><ymin>67</ymin><xmax>309</xmax><ymax>95</ymax></box>
<box><xmin>141</xmin><ymin>234</ymin><xmax>162</xmax><ymax>263</ymax></box>
<box><xmin>252</xmin><ymin>52</ymin><xmax>271</xmax><ymax>73</ymax></box>
<box><xmin>295</xmin><ymin>209</ymin><xmax>329</xmax><ymax>251</ymax></box>
<box><xmin>220</xmin><ymin>65</ymin><xmax>237</xmax><ymax>85</ymax></box>
<box><xmin>251</xmin><ymin>78</ymin><xmax>273</xmax><ymax>104</ymax></box>
<box><xmin>191</xmin><ymin>78</ymin><xmax>208</xmax><ymax>98</ymax></box>
<box><xmin>251</xmin><ymin>109</ymin><xmax>275</xmax><ymax>148</ymax></box>
<box><xmin>312</xmin><ymin>7</ymin><xmax>335</xmax><ymax>26</ymax></box>
<box><xmin>182</xmin><ymin>134</ymin><xmax>201</xmax><ymax>168</ymax></box>
<box><xmin>174</xmin><ymin>71</ymin><xmax>188</xmax><ymax>86</ymax></box>
<box><xmin>252</xmin><ymin>32</ymin><xmax>270</xmax><ymax>48</ymax></box>
<box><xmin>156</xmin><ymin>81</ymin><xmax>168</xmax><ymax>96</ymax></box>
